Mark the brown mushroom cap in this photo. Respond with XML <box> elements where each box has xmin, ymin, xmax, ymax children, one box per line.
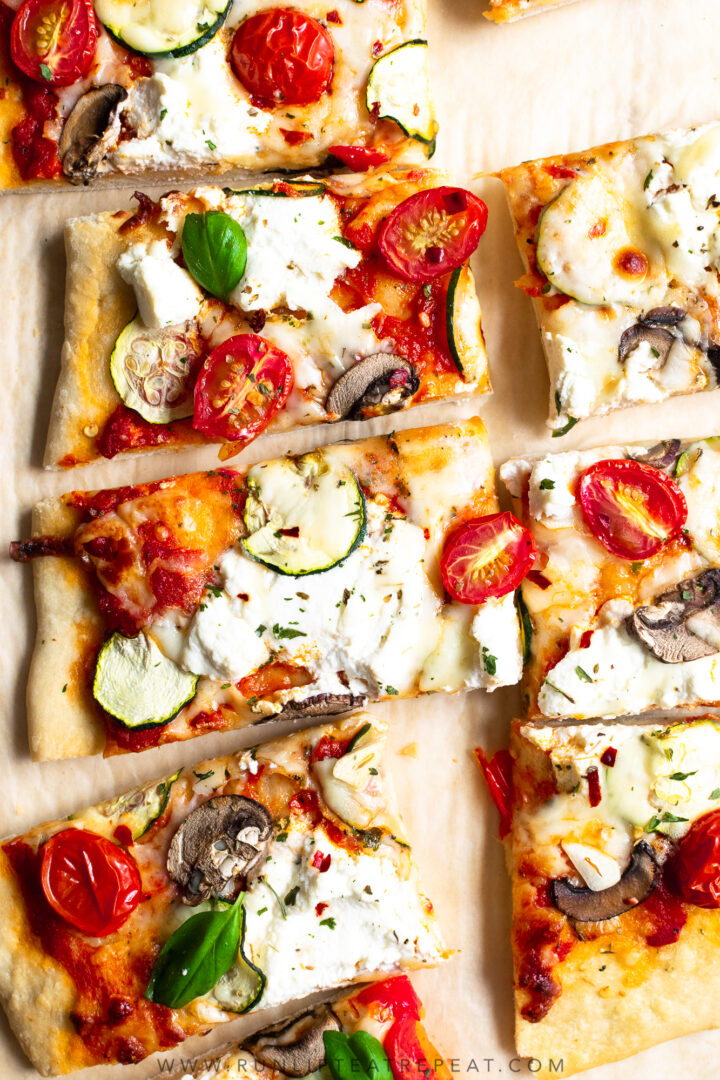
<box><xmin>279</xmin><ymin>692</ymin><xmax>367</xmax><ymax>718</ymax></box>
<box><xmin>326</xmin><ymin>354</ymin><xmax>418</xmax><ymax>420</ymax></box>
<box><xmin>627</xmin><ymin>569</ymin><xmax>720</xmax><ymax>663</ymax></box>
<box><xmin>58</xmin><ymin>85</ymin><xmax>128</xmax><ymax>185</ymax></box>
<box><xmin>551</xmin><ymin>841</ymin><xmax>657</xmax><ymax>921</ymax></box>
<box><xmin>631</xmin><ymin>439</ymin><xmax>681</xmax><ymax>470</ymax></box>
<box><xmin>245</xmin><ymin>1005</ymin><xmax>341</xmax><ymax>1077</ymax></box>
<box><xmin>167</xmin><ymin>795</ymin><xmax>272</xmax><ymax>905</ymax></box>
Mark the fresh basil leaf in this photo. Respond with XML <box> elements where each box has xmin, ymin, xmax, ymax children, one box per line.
<box><xmin>145</xmin><ymin>892</ymin><xmax>245</xmax><ymax>1009</ymax></box>
<box><xmin>182</xmin><ymin>211</ymin><xmax>247</xmax><ymax>301</ymax></box>
<box><xmin>349</xmin><ymin>1031</ymin><xmax>394</xmax><ymax>1080</ymax></box>
<box><xmin>324</xmin><ymin>1031</ymin><xmax>370</xmax><ymax>1080</ymax></box>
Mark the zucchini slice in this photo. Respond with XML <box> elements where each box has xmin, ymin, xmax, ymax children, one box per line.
<box><xmin>96</xmin><ymin>0</ymin><xmax>231</xmax><ymax>58</ymax></box>
<box><xmin>225</xmin><ymin>181</ymin><xmax>327</xmax><ymax>198</ymax></box>
<box><xmin>110</xmin><ymin>316</ymin><xmax>198</xmax><ymax>424</ymax></box>
<box><xmin>366</xmin><ymin>40</ymin><xmax>437</xmax><ymax>148</ymax></box>
<box><xmin>446</xmin><ymin>264</ymin><xmax>485</xmax><ymax>381</ymax></box>
<box><xmin>93</xmin><ymin>632</ymin><xmax>198</xmax><ymax>730</ymax></box>
<box><xmin>242</xmin><ymin>453</ymin><xmax>366</xmax><ymax>576</ymax></box>
<box><xmin>535</xmin><ymin>174</ymin><xmax>651</xmax><ymax>306</ymax></box>
<box><xmin>211</xmin><ymin>910</ymin><xmax>266</xmax><ymax>1013</ymax></box>
<box><xmin>101</xmin><ymin>770</ymin><xmax>182</xmax><ymax>838</ymax></box>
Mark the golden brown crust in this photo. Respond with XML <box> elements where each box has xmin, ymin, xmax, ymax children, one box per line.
<box><xmin>484</xmin><ymin>0</ymin><xmax>580</xmax><ymax>23</ymax></box>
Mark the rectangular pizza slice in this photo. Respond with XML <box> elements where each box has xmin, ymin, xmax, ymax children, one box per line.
<box><xmin>14</xmin><ymin>419</ymin><xmax>523</xmax><ymax>761</ymax></box>
<box><xmin>501</xmin><ymin>435</ymin><xmax>720</xmax><ymax>720</ymax></box>
<box><xmin>498</xmin><ymin>122</ymin><xmax>720</xmax><ymax>433</ymax></box>
<box><xmin>161</xmin><ymin>973</ymin><xmax>447</xmax><ymax>1080</ymax></box>
<box><xmin>496</xmin><ymin>714</ymin><xmax>720</xmax><ymax>1078</ymax></box>
<box><xmin>0</xmin><ymin>0</ymin><xmax>436</xmax><ymax>189</ymax></box>
<box><xmin>0</xmin><ymin>713</ymin><xmax>447</xmax><ymax>1075</ymax></box>
<box><xmin>484</xmin><ymin>0</ymin><xmax>581</xmax><ymax>23</ymax></box>
<box><xmin>48</xmin><ymin>169</ymin><xmax>489</xmax><ymax>468</ymax></box>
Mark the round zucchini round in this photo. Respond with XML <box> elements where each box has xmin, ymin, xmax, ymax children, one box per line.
<box><xmin>366</xmin><ymin>40</ymin><xmax>437</xmax><ymax>147</ymax></box>
<box><xmin>109</xmin><ymin>315</ymin><xmax>198</xmax><ymax>424</ymax></box>
<box><xmin>96</xmin><ymin>0</ymin><xmax>232</xmax><ymax>59</ymax></box>
<box><xmin>93</xmin><ymin>632</ymin><xmax>198</xmax><ymax>730</ymax></box>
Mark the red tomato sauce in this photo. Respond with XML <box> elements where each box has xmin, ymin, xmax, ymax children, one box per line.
<box><xmin>2</xmin><ymin>839</ymin><xmax>184</xmax><ymax>1063</ymax></box>
<box><xmin>96</xmin><ymin>405</ymin><xmax>196</xmax><ymax>459</ymax></box>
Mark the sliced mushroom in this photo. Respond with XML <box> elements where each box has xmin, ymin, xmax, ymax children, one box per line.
<box><xmin>326</xmin><ymin>354</ymin><xmax>419</xmax><ymax>420</ymax></box>
<box><xmin>245</xmin><ymin>1005</ymin><xmax>341</xmax><ymax>1077</ymax></box>
<box><xmin>639</xmin><ymin>306</ymin><xmax>687</xmax><ymax>327</ymax></box>
<box><xmin>618</xmin><ymin>322</ymin><xmax>674</xmax><ymax>367</ymax></box>
<box><xmin>551</xmin><ymin>841</ymin><xmax>657</xmax><ymax>921</ymax></box>
<box><xmin>279</xmin><ymin>692</ymin><xmax>367</xmax><ymax>718</ymax></box>
<box><xmin>627</xmin><ymin>569</ymin><xmax>720</xmax><ymax>663</ymax></box>
<box><xmin>167</xmin><ymin>795</ymin><xmax>272</xmax><ymax>905</ymax></box>
<box><xmin>631</xmin><ymin>439</ymin><xmax>681</xmax><ymax>470</ymax></box>
<box><xmin>58</xmin><ymin>85</ymin><xmax>128</xmax><ymax>185</ymax></box>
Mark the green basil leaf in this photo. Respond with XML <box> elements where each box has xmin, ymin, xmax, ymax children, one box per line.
<box><xmin>324</xmin><ymin>1031</ymin><xmax>371</xmax><ymax>1080</ymax></box>
<box><xmin>348</xmin><ymin>1031</ymin><xmax>394</xmax><ymax>1080</ymax></box>
<box><xmin>182</xmin><ymin>211</ymin><xmax>247</xmax><ymax>301</ymax></box>
<box><xmin>145</xmin><ymin>891</ymin><xmax>245</xmax><ymax>1009</ymax></box>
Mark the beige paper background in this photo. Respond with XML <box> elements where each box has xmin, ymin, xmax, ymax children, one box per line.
<box><xmin>2</xmin><ymin>0</ymin><xmax>720</xmax><ymax>1075</ymax></box>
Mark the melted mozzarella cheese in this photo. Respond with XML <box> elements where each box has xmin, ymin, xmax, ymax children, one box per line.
<box><xmin>116</xmin><ymin>240</ymin><xmax>203</xmax><ymax>327</ymax></box>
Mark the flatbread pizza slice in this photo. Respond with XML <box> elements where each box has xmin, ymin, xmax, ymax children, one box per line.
<box><xmin>48</xmin><ymin>169</ymin><xmax>489</xmax><ymax>468</ymax></box>
<box><xmin>0</xmin><ymin>0</ymin><xmax>436</xmax><ymax>190</ymax></box>
<box><xmin>161</xmin><ymin>974</ymin><xmax>448</xmax><ymax>1080</ymax></box>
<box><xmin>498</xmin><ymin>122</ymin><xmax>720</xmax><ymax>433</ymax></box>
<box><xmin>13</xmin><ymin>419</ymin><xmax>525</xmax><ymax>761</ymax></box>
<box><xmin>0</xmin><ymin>713</ymin><xmax>448</xmax><ymax>1075</ymax></box>
<box><xmin>478</xmin><ymin>715</ymin><xmax>720</xmax><ymax>1078</ymax></box>
<box><xmin>501</xmin><ymin>435</ymin><xmax>720</xmax><ymax>720</ymax></box>
<box><xmin>484</xmin><ymin>0</ymin><xmax>581</xmax><ymax>23</ymax></box>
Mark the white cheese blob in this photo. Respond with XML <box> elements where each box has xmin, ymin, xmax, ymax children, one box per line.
<box><xmin>112</xmin><ymin>35</ymin><xmax>272</xmax><ymax>170</ymax></box>
<box><xmin>419</xmin><ymin>593</ymin><xmax>522</xmax><ymax>693</ymax></box>
<box><xmin>242</xmin><ymin>826</ymin><xmax>444</xmax><ymax>1008</ymax></box>
<box><xmin>116</xmin><ymin>240</ymin><xmax>202</xmax><ymax>328</ymax></box>
<box><xmin>561</xmin><ymin>842</ymin><xmax>622</xmax><ymax>891</ymax></box>
<box><xmin>226</xmin><ymin>193</ymin><xmax>362</xmax><ymax>314</ymax></box>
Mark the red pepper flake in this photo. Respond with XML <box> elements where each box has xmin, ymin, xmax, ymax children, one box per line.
<box><xmin>526</xmin><ymin>570</ymin><xmax>552</xmax><ymax>590</ymax></box>
<box><xmin>371</xmin><ymin>40</ymin><xmax>383</xmax><ymax>57</ymax></box>
<box><xmin>112</xmin><ymin>825</ymin><xmax>134</xmax><ymax>848</ymax></box>
<box><xmin>289</xmin><ymin>789</ymin><xmax>322</xmax><ymax>825</ymax></box>
<box><xmin>280</xmin><ymin>129</ymin><xmax>314</xmax><ymax>146</ymax></box>
<box><xmin>586</xmin><ymin>766</ymin><xmax>602</xmax><ymax>807</ymax></box>
<box><xmin>600</xmin><ymin>747</ymin><xmax>617</xmax><ymax>767</ymax></box>
<box><xmin>312</xmin><ymin>851</ymin><xmax>332</xmax><ymax>873</ymax></box>
<box><xmin>580</xmin><ymin>629</ymin><xmax>594</xmax><ymax>649</ymax></box>
<box><xmin>315</xmin><ymin>901</ymin><xmax>329</xmax><ymax>917</ymax></box>
<box><xmin>325</xmin><ymin>9</ymin><xmax>342</xmax><ymax>23</ymax></box>
<box><xmin>473</xmin><ymin>747</ymin><xmax>514</xmax><ymax>838</ymax></box>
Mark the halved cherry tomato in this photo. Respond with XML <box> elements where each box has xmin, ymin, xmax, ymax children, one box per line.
<box><xmin>383</xmin><ymin>1016</ymin><xmax>451</xmax><ymax>1080</ymax></box>
<box><xmin>40</xmin><ymin>828</ymin><xmax>141</xmax><ymax>936</ymax></box>
<box><xmin>378</xmin><ymin>186</ymin><xmax>488</xmax><ymax>282</ymax></box>
<box><xmin>11</xmin><ymin>0</ymin><xmax>97</xmax><ymax>86</ymax></box>
<box><xmin>578</xmin><ymin>458</ymin><xmax>687</xmax><ymax>561</ymax></box>
<box><xmin>230</xmin><ymin>8</ymin><xmax>334</xmax><ymax>107</ymax></box>
<box><xmin>352</xmin><ymin>975</ymin><xmax>421</xmax><ymax>1022</ymax></box>
<box><xmin>329</xmin><ymin>145</ymin><xmax>390</xmax><ymax>171</ymax></box>
<box><xmin>440</xmin><ymin>511</ymin><xmax>536</xmax><ymax>604</ymax></box>
<box><xmin>193</xmin><ymin>334</ymin><xmax>293</xmax><ymax>453</ymax></box>
<box><xmin>668</xmin><ymin>809</ymin><xmax>720</xmax><ymax>908</ymax></box>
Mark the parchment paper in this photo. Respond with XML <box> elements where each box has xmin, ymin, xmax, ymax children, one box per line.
<box><xmin>2</xmin><ymin>0</ymin><xmax>720</xmax><ymax>1075</ymax></box>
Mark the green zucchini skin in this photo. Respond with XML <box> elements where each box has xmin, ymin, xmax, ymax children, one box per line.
<box><xmin>366</xmin><ymin>39</ymin><xmax>437</xmax><ymax>148</ymax></box>
<box><xmin>93</xmin><ymin>632</ymin><xmax>198</xmax><ymax>731</ymax></box>
<box><xmin>102</xmin><ymin>0</ymin><xmax>232</xmax><ymax>60</ymax></box>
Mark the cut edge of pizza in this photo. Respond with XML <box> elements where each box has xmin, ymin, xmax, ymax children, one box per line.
<box><xmin>46</xmin><ymin>167</ymin><xmax>489</xmax><ymax>470</ymax></box>
<box><xmin>0</xmin><ymin>0</ymin><xmax>436</xmax><ymax>191</ymax></box>
<box><xmin>483</xmin><ymin>0</ymin><xmax>581</xmax><ymax>24</ymax></box>
<box><xmin>163</xmin><ymin>973</ymin><xmax>447</xmax><ymax>1080</ymax></box>
<box><xmin>15</xmin><ymin>418</ymin><xmax>523</xmax><ymax>762</ymax></box>
<box><xmin>497</xmin><ymin>121</ymin><xmax>720</xmax><ymax>433</ymax></box>
<box><xmin>500</xmin><ymin>433</ymin><xmax>720</xmax><ymax>721</ymax></box>
<box><xmin>0</xmin><ymin>712</ymin><xmax>448</xmax><ymax>1076</ymax></box>
<box><xmin>480</xmin><ymin>714</ymin><xmax>720</xmax><ymax>1078</ymax></box>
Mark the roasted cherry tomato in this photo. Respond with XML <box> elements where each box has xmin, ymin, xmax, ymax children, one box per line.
<box><xmin>352</xmin><ymin>975</ymin><xmax>421</xmax><ymax>1021</ymax></box>
<box><xmin>440</xmin><ymin>511</ymin><xmax>536</xmax><ymax>604</ymax></box>
<box><xmin>40</xmin><ymin>828</ymin><xmax>142</xmax><ymax>936</ymax></box>
<box><xmin>231</xmin><ymin>8</ymin><xmax>334</xmax><ymax>107</ymax></box>
<box><xmin>378</xmin><ymin>186</ymin><xmax>488</xmax><ymax>282</ymax></box>
<box><xmin>11</xmin><ymin>0</ymin><xmax>97</xmax><ymax>86</ymax></box>
<box><xmin>329</xmin><ymin>145</ymin><xmax>390</xmax><ymax>171</ymax></box>
<box><xmin>578</xmin><ymin>458</ymin><xmax>687</xmax><ymax>561</ymax></box>
<box><xmin>669</xmin><ymin>809</ymin><xmax>720</xmax><ymax>908</ymax></box>
<box><xmin>193</xmin><ymin>334</ymin><xmax>293</xmax><ymax>454</ymax></box>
